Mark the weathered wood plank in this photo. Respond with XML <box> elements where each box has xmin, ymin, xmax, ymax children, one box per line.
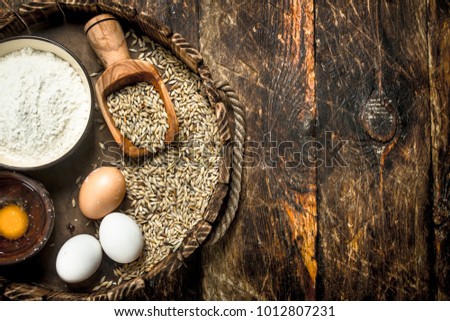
<box><xmin>430</xmin><ymin>0</ymin><xmax>450</xmax><ymax>301</ymax></box>
<box><xmin>316</xmin><ymin>0</ymin><xmax>431</xmax><ymax>300</ymax></box>
<box><xmin>138</xmin><ymin>0</ymin><xmax>199</xmax><ymax>49</ymax></box>
<box><xmin>200</xmin><ymin>0</ymin><xmax>316</xmax><ymax>300</ymax></box>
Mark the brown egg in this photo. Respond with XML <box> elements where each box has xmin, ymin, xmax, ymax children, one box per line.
<box><xmin>78</xmin><ymin>167</ymin><xmax>126</xmax><ymax>220</ymax></box>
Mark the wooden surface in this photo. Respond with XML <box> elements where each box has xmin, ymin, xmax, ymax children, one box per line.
<box><xmin>430</xmin><ymin>0</ymin><xmax>450</xmax><ymax>301</ymax></box>
<box><xmin>316</xmin><ymin>0</ymin><xmax>431</xmax><ymax>300</ymax></box>
<box><xmin>200</xmin><ymin>0</ymin><xmax>317</xmax><ymax>300</ymax></box>
<box><xmin>1</xmin><ymin>0</ymin><xmax>449</xmax><ymax>300</ymax></box>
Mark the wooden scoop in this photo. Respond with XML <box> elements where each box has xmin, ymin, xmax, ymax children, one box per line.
<box><xmin>85</xmin><ymin>14</ymin><xmax>178</xmax><ymax>157</ymax></box>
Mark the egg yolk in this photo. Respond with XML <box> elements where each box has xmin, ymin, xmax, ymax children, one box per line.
<box><xmin>0</xmin><ymin>204</ymin><xmax>29</xmax><ymax>240</ymax></box>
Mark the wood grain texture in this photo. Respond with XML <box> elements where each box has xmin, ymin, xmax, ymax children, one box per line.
<box><xmin>316</xmin><ymin>0</ymin><xmax>431</xmax><ymax>300</ymax></box>
<box><xmin>430</xmin><ymin>0</ymin><xmax>450</xmax><ymax>300</ymax></box>
<box><xmin>200</xmin><ymin>0</ymin><xmax>316</xmax><ymax>300</ymax></box>
<box><xmin>138</xmin><ymin>0</ymin><xmax>199</xmax><ymax>48</ymax></box>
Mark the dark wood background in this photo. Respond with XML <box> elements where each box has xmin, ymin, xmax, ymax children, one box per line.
<box><xmin>1</xmin><ymin>0</ymin><xmax>449</xmax><ymax>300</ymax></box>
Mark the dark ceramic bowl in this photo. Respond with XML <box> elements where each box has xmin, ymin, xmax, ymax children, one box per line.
<box><xmin>0</xmin><ymin>171</ymin><xmax>55</xmax><ymax>265</ymax></box>
<box><xmin>0</xmin><ymin>36</ymin><xmax>94</xmax><ymax>170</ymax></box>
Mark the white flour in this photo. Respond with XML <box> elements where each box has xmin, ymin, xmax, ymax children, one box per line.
<box><xmin>0</xmin><ymin>47</ymin><xmax>90</xmax><ymax>167</ymax></box>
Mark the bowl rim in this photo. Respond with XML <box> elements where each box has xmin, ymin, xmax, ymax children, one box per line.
<box><xmin>0</xmin><ymin>35</ymin><xmax>95</xmax><ymax>171</ymax></box>
<box><xmin>0</xmin><ymin>171</ymin><xmax>55</xmax><ymax>266</ymax></box>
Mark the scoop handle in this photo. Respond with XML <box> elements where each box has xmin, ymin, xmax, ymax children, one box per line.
<box><xmin>84</xmin><ymin>14</ymin><xmax>130</xmax><ymax>68</ymax></box>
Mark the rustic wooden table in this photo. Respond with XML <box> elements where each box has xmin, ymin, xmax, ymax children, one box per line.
<box><xmin>1</xmin><ymin>0</ymin><xmax>449</xmax><ymax>300</ymax></box>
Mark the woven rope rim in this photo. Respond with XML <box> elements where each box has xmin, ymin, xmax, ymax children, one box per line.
<box><xmin>207</xmin><ymin>81</ymin><xmax>245</xmax><ymax>245</ymax></box>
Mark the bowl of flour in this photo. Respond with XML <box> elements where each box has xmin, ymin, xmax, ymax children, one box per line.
<box><xmin>0</xmin><ymin>36</ymin><xmax>93</xmax><ymax>170</ymax></box>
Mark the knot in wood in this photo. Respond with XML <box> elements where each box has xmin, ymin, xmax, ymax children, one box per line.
<box><xmin>360</xmin><ymin>96</ymin><xmax>398</xmax><ymax>143</ymax></box>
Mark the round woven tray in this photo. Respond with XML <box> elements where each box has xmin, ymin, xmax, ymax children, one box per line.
<box><xmin>0</xmin><ymin>0</ymin><xmax>241</xmax><ymax>300</ymax></box>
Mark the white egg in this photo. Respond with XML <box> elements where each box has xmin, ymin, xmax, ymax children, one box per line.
<box><xmin>99</xmin><ymin>212</ymin><xmax>143</xmax><ymax>264</ymax></box>
<box><xmin>56</xmin><ymin>234</ymin><xmax>102</xmax><ymax>283</ymax></box>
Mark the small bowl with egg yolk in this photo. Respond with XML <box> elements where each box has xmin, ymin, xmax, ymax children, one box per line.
<box><xmin>0</xmin><ymin>171</ymin><xmax>55</xmax><ymax>265</ymax></box>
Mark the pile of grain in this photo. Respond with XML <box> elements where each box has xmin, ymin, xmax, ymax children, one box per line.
<box><xmin>94</xmin><ymin>31</ymin><xmax>221</xmax><ymax>290</ymax></box>
<box><xmin>107</xmin><ymin>82</ymin><xmax>168</xmax><ymax>153</ymax></box>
